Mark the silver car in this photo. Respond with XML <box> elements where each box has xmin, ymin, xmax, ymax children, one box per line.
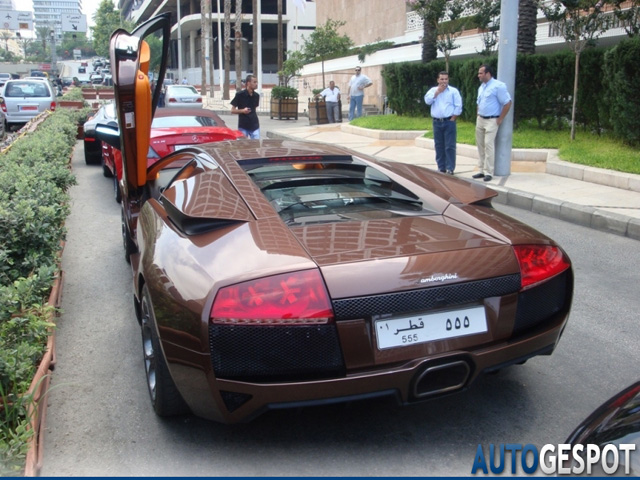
<box><xmin>163</xmin><ymin>84</ymin><xmax>202</xmax><ymax>108</ymax></box>
<box><xmin>0</xmin><ymin>79</ymin><xmax>56</xmax><ymax>128</ymax></box>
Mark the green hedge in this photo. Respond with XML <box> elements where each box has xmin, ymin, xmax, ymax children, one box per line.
<box><xmin>383</xmin><ymin>38</ymin><xmax>640</xmax><ymax>146</ymax></box>
<box><xmin>0</xmin><ymin>108</ymin><xmax>86</xmax><ymax>475</ymax></box>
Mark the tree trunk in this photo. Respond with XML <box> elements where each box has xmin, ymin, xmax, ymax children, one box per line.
<box><xmin>277</xmin><ymin>0</ymin><xmax>283</xmax><ymax>84</ymax></box>
<box><xmin>223</xmin><ymin>0</ymin><xmax>231</xmax><ymax>99</ymax></box>
<box><xmin>208</xmin><ymin>4</ymin><xmax>215</xmax><ymax>96</ymax></box>
<box><xmin>253</xmin><ymin>0</ymin><xmax>258</xmax><ymax>75</ymax></box>
<box><xmin>200</xmin><ymin>0</ymin><xmax>210</xmax><ymax>95</ymax></box>
<box><xmin>235</xmin><ymin>0</ymin><xmax>242</xmax><ymax>91</ymax></box>
<box><xmin>571</xmin><ymin>51</ymin><xmax>580</xmax><ymax>141</ymax></box>
<box><xmin>517</xmin><ymin>0</ymin><xmax>537</xmax><ymax>54</ymax></box>
<box><xmin>421</xmin><ymin>18</ymin><xmax>437</xmax><ymax>63</ymax></box>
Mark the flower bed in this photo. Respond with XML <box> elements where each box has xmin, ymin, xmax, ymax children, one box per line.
<box><xmin>0</xmin><ymin>108</ymin><xmax>86</xmax><ymax>475</ymax></box>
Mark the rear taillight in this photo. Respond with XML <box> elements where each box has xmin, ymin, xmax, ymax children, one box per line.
<box><xmin>1</xmin><ymin>102</ymin><xmax>6</xmax><ymax>113</ymax></box>
<box><xmin>168</xmin><ymin>97</ymin><xmax>176</xmax><ymax>103</ymax></box>
<box><xmin>211</xmin><ymin>269</ymin><xmax>334</xmax><ymax>326</ymax></box>
<box><xmin>196</xmin><ymin>97</ymin><xmax>202</xmax><ymax>103</ymax></box>
<box><xmin>514</xmin><ymin>245</ymin><xmax>570</xmax><ymax>290</ymax></box>
<box><xmin>50</xmin><ymin>101</ymin><xmax>56</xmax><ymax>111</ymax></box>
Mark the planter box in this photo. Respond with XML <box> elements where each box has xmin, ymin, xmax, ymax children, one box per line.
<box><xmin>270</xmin><ymin>97</ymin><xmax>298</xmax><ymax>120</ymax></box>
<box><xmin>23</xmin><ymin>268</ymin><xmax>64</xmax><ymax>477</ymax></box>
<box><xmin>57</xmin><ymin>100</ymin><xmax>85</xmax><ymax>109</ymax></box>
<box><xmin>309</xmin><ymin>99</ymin><xmax>329</xmax><ymax>125</ymax></box>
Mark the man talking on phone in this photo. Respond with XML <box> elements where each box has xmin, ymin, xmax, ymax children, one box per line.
<box><xmin>231</xmin><ymin>74</ymin><xmax>260</xmax><ymax>139</ymax></box>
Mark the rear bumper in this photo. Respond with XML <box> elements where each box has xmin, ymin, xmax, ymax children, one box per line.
<box><xmin>167</xmin><ymin>310</ymin><xmax>569</xmax><ymax>423</ymax></box>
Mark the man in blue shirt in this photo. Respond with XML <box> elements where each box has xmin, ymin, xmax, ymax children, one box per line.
<box><xmin>473</xmin><ymin>64</ymin><xmax>512</xmax><ymax>182</ymax></box>
<box><xmin>424</xmin><ymin>71</ymin><xmax>463</xmax><ymax>175</ymax></box>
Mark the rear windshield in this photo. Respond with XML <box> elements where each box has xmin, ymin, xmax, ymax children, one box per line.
<box><xmin>167</xmin><ymin>86</ymin><xmax>199</xmax><ymax>95</ymax></box>
<box><xmin>4</xmin><ymin>82</ymin><xmax>51</xmax><ymax>97</ymax></box>
<box><xmin>152</xmin><ymin>115</ymin><xmax>219</xmax><ymax>128</ymax></box>
<box><xmin>241</xmin><ymin>156</ymin><xmax>435</xmax><ymax>225</ymax></box>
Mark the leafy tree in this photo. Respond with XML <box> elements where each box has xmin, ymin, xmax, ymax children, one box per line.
<box><xmin>542</xmin><ymin>0</ymin><xmax>612</xmax><ymax>140</ymax></box>
<box><xmin>303</xmin><ymin>19</ymin><xmax>353</xmax><ymax>87</ymax></box>
<box><xmin>611</xmin><ymin>0</ymin><xmax>640</xmax><ymax>37</ymax></box>
<box><xmin>92</xmin><ymin>0</ymin><xmax>127</xmax><ymax>58</ymax></box>
<box><xmin>59</xmin><ymin>32</ymin><xmax>94</xmax><ymax>59</ymax></box>
<box><xmin>277</xmin><ymin>50</ymin><xmax>305</xmax><ymax>86</ymax></box>
<box><xmin>518</xmin><ymin>0</ymin><xmax>538</xmax><ymax>54</ymax></box>
<box><xmin>435</xmin><ymin>0</ymin><xmax>469</xmax><ymax>71</ymax></box>
<box><xmin>474</xmin><ymin>0</ymin><xmax>501</xmax><ymax>56</ymax></box>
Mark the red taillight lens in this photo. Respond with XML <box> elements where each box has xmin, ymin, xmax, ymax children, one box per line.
<box><xmin>514</xmin><ymin>245</ymin><xmax>570</xmax><ymax>290</ymax></box>
<box><xmin>211</xmin><ymin>269</ymin><xmax>334</xmax><ymax>326</ymax></box>
<box><xmin>168</xmin><ymin>97</ymin><xmax>176</xmax><ymax>103</ymax></box>
<box><xmin>196</xmin><ymin>97</ymin><xmax>202</xmax><ymax>103</ymax></box>
<box><xmin>50</xmin><ymin>101</ymin><xmax>56</xmax><ymax>111</ymax></box>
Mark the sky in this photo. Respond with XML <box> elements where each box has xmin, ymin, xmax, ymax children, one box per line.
<box><xmin>24</xmin><ymin>0</ymin><xmax>116</xmax><ymax>29</ymax></box>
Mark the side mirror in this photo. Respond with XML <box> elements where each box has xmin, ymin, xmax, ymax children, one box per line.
<box><xmin>95</xmin><ymin>123</ymin><xmax>121</xmax><ymax>151</ymax></box>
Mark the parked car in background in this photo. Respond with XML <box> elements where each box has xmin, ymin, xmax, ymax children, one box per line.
<box><xmin>83</xmin><ymin>101</ymin><xmax>117</xmax><ymax>165</ymax></box>
<box><xmin>0</xmin><ymin>79</ymin><xmax>56</xmax><ymax>130</ymax></box>
<box><xmin>163</xmin><ymin>84</ymin><xmax>202</xmax><ymax>108</ymax></box>
<box><xmin>78</xmin><ymin>66</ymin><xmax>86</xmax><ymax>74</ymax></box>
<box><xmin>0</xmin><ymin>72</ymin><xmax>11</xmax><ymax>89</ymax></box>
<box><xmin>90</xmin><ymin>73</ymin><xmax>103</xmax><ymax>85</ymax></box>
<box><xmin>101</xmin><ymin>107</ymin><xmax>244</xmax><ymax>202</ymax></box>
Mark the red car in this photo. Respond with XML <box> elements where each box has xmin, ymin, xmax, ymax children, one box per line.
<box><xmin>101</xmin><ymin>108</ymin><xmax>244</xmax><ymax>202</ymax></box>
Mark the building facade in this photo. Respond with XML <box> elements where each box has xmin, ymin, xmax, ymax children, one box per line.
<box><xmin>119</xmin><ymin>0</ymin><xmax>317</xmax><ymax>86</ymax></box>
<box><xmin>300</xmin><ymin>0</ymin><xmax>633</xmax><ymax>113</ymax></box>
<box><xmin>32</xmin><ymin>0</ymin><xmax>83</xmax><ymax>37</ymax></box>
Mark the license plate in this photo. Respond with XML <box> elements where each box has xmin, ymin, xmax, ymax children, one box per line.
<box><xmin>374</xmin><ymin>305</ymin><xmax>487</xmax><ymax>350</ymax></box>
<box><xmin>20</xmin><ymin>105</ymin><xmax>38</xmax><ymax>111</ymax></box>
<box><xmin>173</xmin><ymin>144</ymin><xmax>193</xmax><ymax>151</ymax></box>
<box><xmin>180</xmin><ymin>98</ymin><xmax>195</xmax><ymax>102</ymax></box>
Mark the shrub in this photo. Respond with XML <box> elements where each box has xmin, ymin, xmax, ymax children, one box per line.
<box><xmin>0</xmin><ymin>108</ymin><xmax>80</xmax><ymax>474</ymax></box>
<box><xmin>271</xmin><ymin>85</ymin><xmax>299</xmax><ymax>99</ymax></box>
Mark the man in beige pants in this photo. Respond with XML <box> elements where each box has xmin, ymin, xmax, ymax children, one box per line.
<box><xmin>473</xmin><ymin>64</ymin><xmax>512</xmax><ymax>182</ymax></box>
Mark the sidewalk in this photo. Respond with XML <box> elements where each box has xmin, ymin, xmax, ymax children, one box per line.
<box><xmin>219</xmin><ymin>112</ymin><xmax>640</xmax><ymax>241</ymax></box>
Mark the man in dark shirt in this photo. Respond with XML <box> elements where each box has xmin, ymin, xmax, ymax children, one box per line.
<box><xmin>230</xmin><ymin>74</ymin><xmax>260</xmax><ymax>138</ymax></box>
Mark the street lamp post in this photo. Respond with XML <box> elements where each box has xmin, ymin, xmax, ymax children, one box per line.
<box><xmin>50</xmin><ymin>30</ymin><xmax>58</xmax><ymax>75</ymax></box>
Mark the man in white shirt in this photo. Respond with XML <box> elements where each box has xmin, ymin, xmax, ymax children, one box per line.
<box><xmin>347</xmin><ymin>67</ymin><xmax>372</xmax><ymax>121</ymax></box>
<box><xmin>424</xmin><ymin>71</ymin><xmax>463</xmax><ymax>174</ymax></box>
<box><xmin>317</xmin><ymin>81</ymin><xmax>341</xmax><ymax>123</ymax></box>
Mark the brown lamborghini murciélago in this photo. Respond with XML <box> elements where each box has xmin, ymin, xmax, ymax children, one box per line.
<box><xmin>100</xmin><ymin>15</ymin><xmax>573</xmax><ymax>424</ymax></box>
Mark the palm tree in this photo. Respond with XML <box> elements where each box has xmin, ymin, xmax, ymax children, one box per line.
<box><xmin>252</xmin><ymin>0</ymin><xmax>258</xmax><ymax>76</ymax></box>
<box><xmin>518</xmin><ymin>0</ymin><xmax>538</xmax><ymax>54</ymax></box>
<box><xmin>200</xmin><ymin>0</ymin><xmax>211</xmax><ymax>95</ymax></box>
<box><xmin>223</xmin><ymin>0</ymin><xmax>231</xmax><ymax>99</ymax></box>
<box><xmin>234</xmin><ymin>0</ymin><xmax>242</xmax><ymax>91</ymax></box>
<box><xmin>277</xmin><ymin>0</ymin><xmax>283</xmax><ymax>83</ymax></box>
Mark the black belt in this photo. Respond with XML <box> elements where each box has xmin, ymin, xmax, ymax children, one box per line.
<box><xmin>432</xmin><ymin>117</ymin><xmax>451</xmax><ymax>122</ymax></box>
<box><xmin>479</xmin><ymin>115</ymin><xmax>499</xmax><ymax>119</ymax></box>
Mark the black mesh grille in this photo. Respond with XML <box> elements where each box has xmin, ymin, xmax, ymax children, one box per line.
<box><xmin>209</xmin><ymin>324</ymin><xmax>345</xmax><ymax>382</ymax></box>
<box><xmin>332</xmin><ymin>274</ymin><xmax>521</xmax><ymax>320</ymax></box>
<box><xmin>514</xmin><ymin>271</ymin><xmax>569</xmax><ymax>335</ymax></box>
<box><xmin>219</xmin><ymin>390</ymin><xmax>253</xmax><ymax>413</ymax></box>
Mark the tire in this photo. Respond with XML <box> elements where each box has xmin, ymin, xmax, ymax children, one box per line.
<box><xmin>121</xmin><ymin>208</ymin><xmax>136</xmax><ymax>263</ymax></box>
<box><xmin>140</xmin><ymin>285</ymin><xmax>190</xmax><ymax>417</ymax></box>
<box><xmin>114</xmin><ymin>175</ymin><xmax>122</xmax><ymax>203</ymax></box>
<box><xmin>102</xmin><ymin>157</ymin><xmax>113</xmax><ymax>178</ymax></box>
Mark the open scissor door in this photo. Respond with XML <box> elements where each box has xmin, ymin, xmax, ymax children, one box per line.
<box><xmin>110</xmin><ymin>13</ymin><xmax>170</xmax><ymax>200</ymax></box>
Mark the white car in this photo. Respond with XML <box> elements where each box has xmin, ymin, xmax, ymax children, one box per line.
<box><xmin>0</xmin><ymin>79</ymin><xmax>56</xmax><ymax>129</ymax></box>
<box><xmin>163</xmin><ymin>84</ymin><xmax>202</xmax><ymax>108</ymax></box>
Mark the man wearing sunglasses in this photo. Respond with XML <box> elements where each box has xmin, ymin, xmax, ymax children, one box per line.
<box><xmin>347</xmin><ymin>67</ymin><xmax>372</xmax><ymax>121</ymax></box>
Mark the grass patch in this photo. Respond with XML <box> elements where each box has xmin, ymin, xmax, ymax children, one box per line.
<box><xmin>351</xmin><ymin>115</ymin><xmax>640</xmax><ymax>174</ymax></box>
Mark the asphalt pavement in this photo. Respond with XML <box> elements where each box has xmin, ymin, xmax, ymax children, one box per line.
<box><xmin>212</xmin><ymin>102</ymin><xmax>640</xmax><ymax>242</ymax></box>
